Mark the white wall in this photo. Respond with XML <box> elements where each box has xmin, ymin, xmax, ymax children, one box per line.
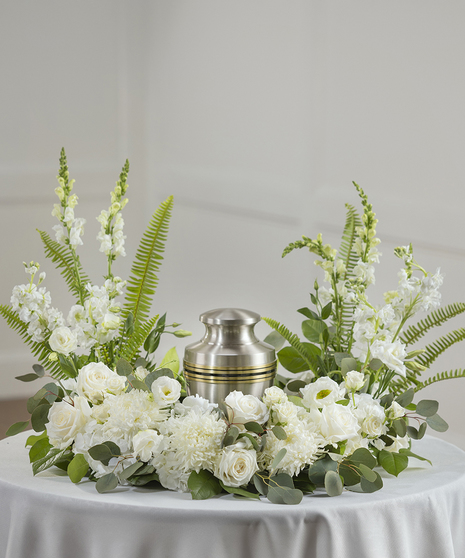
<box><xmin>1</xmin><ymin>0</ymin><xmax>465</xmax><ymax>448</ymax></box>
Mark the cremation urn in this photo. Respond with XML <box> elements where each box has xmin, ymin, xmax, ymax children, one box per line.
<box><xmin>183</xmin><ymin>308</ymin><xmax>276</xmax><ymax>404</ymax></box>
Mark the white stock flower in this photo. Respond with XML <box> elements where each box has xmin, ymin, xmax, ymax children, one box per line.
<box><xmin>133</xmin><ymin>430</ymin><xmax>163</xmax><ymax>462</ymax></box>
<box><xmin>151</xmin><ymin>376</ymin><xmax>182</xmax><ymax>406</ymax></box>
<box><xmin>47</xmin><ymin>396</ymin><xmax>91</xmax><ymax>449</ymax></box>
<box><xmin>300</xmin><ymin>377</ymin><xmax>345</xmax><ymax>409</ymax></box>
<box><xmin>370</xmin><ymin>339</ymin><xmax>407</xmax><ymax>377</ymax></box>
<box><xmin>224</xmin><ymin>391</ymin><xmax>269</xmax><ymax>425</ymax></box>
<box><xmin>49</xmin><ymin>326</ymin><xmax>78</xmax><ymax>356</ymax></box>
<box><xmin>215</xmin><ymin>446</ymin><xmax>258</xmax><ymax>487</ymax></box>
<box><xmin>319</xmin><ymin>403</ymin><xmax>360</xmax><ymax>444</ymax></box>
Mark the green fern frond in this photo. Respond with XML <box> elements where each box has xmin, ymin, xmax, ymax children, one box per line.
<box><xmin>0</xmin><ymin>305</ymin><xmax>63</xmax><ymax>378</ymax></box>
<box><xmin>414</xmin><ymin>369</ymin><xmax>465</xmax><ymax>392</ymax></box>
<box><xmin>339</xmin><ymin>204</ymin><xmax>362</xmax><ymax>281</ymax></box>
<box><xmin>389</xmin><ymin>371</ymin><xmax>421</xmax><ymax>395</ymax></box>
<box><xmin>416</xmin><ymin>328</ymin><xmax>465</xmax><ymax>369</ymax></box>
<box><xmin>262</xmin><ymin>317</ymin><xmax>317</xmax><ymax>373</ymax></box>
<box><xmin>117</xmin><ymin>315</ymin><xmax>158</xmax><ymax>364</ymax></box>
<box><xmin>38</xmin><ymin>230</ymin><xmax>90</xmax><ymax>303</ymax></box>
<box><xmin>122</xmin><ymin>196</ymin><xmax>173</xmax><ymax>328</ymax></box>
<box><xmin>400</xmin><ymin>303</ymin><xmax>465</xmax><ymax>346</ymax></box>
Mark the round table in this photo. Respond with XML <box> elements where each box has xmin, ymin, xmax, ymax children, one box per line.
<box><xmin>1</xmin><ymin>433</ymin><xmax>464</xmax><ymax>558</ymax></box>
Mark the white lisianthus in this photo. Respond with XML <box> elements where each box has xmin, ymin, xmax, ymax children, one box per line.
<box><xmin>224</xmin><ymin>391</ymin><xmax>269</xmax><ymax>425</ymax></box>
<box><xmin>151</xmin><ymin>376</ymin><xmax>182</xmax><ymax>406</ymax></box>
<box><xmin>133</xmin><ymin>430</ymin><xmax>163</xmax><ymax>462</ymax></box>
<box><xmin>47</xmin><ymin>396</ymin><xmax>91</xmax><ymax>449</ymax></box>
<box><xmin>344</xmin><ymin>370</ymin><xmax>366</xmax><ymax>392</ymax></box>
<box><xmin>49</xmin><ymin>326</ymin><xmax>78</xmax><ymax>356</ymax></box>
<box><xmin>300</xmin><ymin>377</ymin><xmax>345</xmax><ymax>409</ymax></box>
<box><xmin>319</xmin><ymin>403</ymin><xmax>360</xmax><ymax>444</ymax></box>
<box><xmin>77</xmin><ymin>362</ymin><xmax>120</xmax><ymax>403</ymax></box>
<box><xmin>214</xmin><ymin>446</ymin><xmax>258</xmax><ymax>488</ymax></box>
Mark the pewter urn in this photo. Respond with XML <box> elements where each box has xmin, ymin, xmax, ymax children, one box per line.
<box><xmin>183</xmin><ymin>308</ymin><xmax>276</xmax><ymax>404</ymax></box>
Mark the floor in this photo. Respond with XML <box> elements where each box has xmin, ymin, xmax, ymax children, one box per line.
<box><xmin>0</xmin><ymin>399</ymin><xmax>29</xmax><ymax>439</ymax></box>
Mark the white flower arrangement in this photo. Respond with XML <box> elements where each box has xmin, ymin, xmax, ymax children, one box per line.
<box><xmin>3</xmin><ymin>157</ymin><xmax>464</xmax><ymax>505</ymax></box>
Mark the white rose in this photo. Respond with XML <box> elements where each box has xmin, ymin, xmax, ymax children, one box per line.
<box><xmin>300</xmin><ymin>377</ymin><xmax>345</xmax><ymax>409</ymax></box>
<box><xmin>132</xmin><ymin>430</ymin><xmax>163</xmax><ymax>462</ymax></box>
<box><xmin>319</xmin><ymin>403</ymin><xmax>360</xmax><ymax>444</ymax></box>
<box><xmin>262</xmin><ymin>386</ymin><xmax>288</xmax><ymax>407</ymax></box>
<box><xmin>151</xmin><ymin>376</ymin><xmax>182</xmax><ymax>406</ymax></box>
<box><xmin>77</xmin><ymin>362</ymin><xmax>117</xmax><ymax>403</ymax></box>
<box><xmin>174</xmin><ymin>394</ymin><xmax>217</xmax><ymax>416</ymax></box>
<box><xmin>344</xmin><ymin>370</ymin><xmax>366</xmax><ymax>391</ymax></box>
<box><xmin>224</xmin><ymin>391</ymin><xmax>269</xmax><ymax>425</ymax></box>
<box><xmin>215</xmin><ymin>446</ymin><xmax>258</xmax><ymax>488</ymax></box>
<box><xmin>47</xmin><ymin>396</ymin><xmax>91</xmax><ymax>449</ymax></box>
<box><xmin>105</xmin><ymin>373</ymin><xmax>126</xmax><ymax>396</ymax></box>
<box><xmin>49</xmin><ymin>326</ymin><xmax>78</xmax><ymax>356</ymax></box>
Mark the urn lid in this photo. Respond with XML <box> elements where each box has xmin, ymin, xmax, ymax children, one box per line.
<box><xmin>200</xmin><ymin>308</ymin><xmax>260</xmax><ymax>326</ymax></box>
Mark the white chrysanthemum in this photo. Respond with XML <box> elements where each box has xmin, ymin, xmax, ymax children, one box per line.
<box><xmin>259</xmin><ymin>417</ymin><xmax>324</xmax><ymax>477</ymax></box>
<box><xmin>153</xmin><ymin>410</ymin><xmax>226</xmax><ymax>492</ymax></box>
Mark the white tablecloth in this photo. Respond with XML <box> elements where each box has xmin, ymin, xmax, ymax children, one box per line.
<box><xmin>1</xmin><ymin>432</ymin><xmax>464</xmax><ymax>558</ymax></box>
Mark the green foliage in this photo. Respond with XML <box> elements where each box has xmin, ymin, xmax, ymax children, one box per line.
<box><xmin>0</xmin><ymin>305</ymin><xmax>62</xmax><ymax>378</ymax></box>
<box><xmin>262</xmin><ymin>317</ymin><xmax>318</xmax><ymax>374</ymax></box>
<box><xmin>400</xmin><ymin>302</ymin><xmax>465</xmax><ymax>346</ymax></box>
<box><xmin>38</xmin><ymin>230</ymin><xmax>89</xmax><ymax>303</ymax></box>
<box><xmin>188</xmin><ymin>469</ymin><xmax>222</xmax><ymax>500</ymax></box>
<box><xmin>416</xmin><ymin>328</ymin><xmax>465</xmax><ymax>369</ymax></box>
<box><xmin>96</xmin><ymin>472</ymin><xmax>119</xmax><ymax>494</ymax></box>
<box><xmin>67</xmin><ymin>454</ymin><xmax>89</xmax><ymax>483</ymax></box>
<box><xmin>6</xmin><ymin>421</ymin><xmax>29</xmax><ymax>437</ymax></box>
<box><xmin>122</xmin><ymin>195</ymin><xmax>173</xmax><ymax>329</ymax></box>
<box><xmin>117</xmin><ymin>316</ymin><xmax>158</xmax><ymax>364</ymax></box>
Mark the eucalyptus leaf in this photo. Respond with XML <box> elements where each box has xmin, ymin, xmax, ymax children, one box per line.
<box><xmin>334</xmin><ymin>352</ymin><xmax>351</xmax><ymax>366</ymax></box>
<box><xmin>133</xmin><ymin>357</ymin><xmax>147</xmax><ymax>368</ymax></box>
<box><xmin>31</xmin><ymin>403</ymin><xmax>51</xmax><ymax>432</ymax></box>
<box><xmin>272</xmin><ymin>426</ymin><xmax>287</xmax><ymax>441</ymax></box>
<box><xmin>188</xmin><ymin>469</ymin><xmax>222</xmax><ymax>500</ymax></box>
<box><xmin>392</xmin><ymin>419</ymin><xmax>407</xmax><ymax>437</ymax></box>
<box><xmin>116</xmin><ymin>358</ymin><xmax>133</xmax><ymax>377</ymax></box>
<box><xmin>395</xmin><ymin>388</ymin><xmax>415</xmax><ymax>408</ymax></box>
<box><xmin>32</xmin><ymin>364</ymin><xmax>45</xmax><ymax>377</ymax></box>
<box><xmin>378</xmin><ymin>450</ymin><xmax>409</xmax><ymax>477</ymax></box>
<box><xmin>131</xmin><ymin>378</ymin><xmax>150</xmax><ymax>392</ymax></box>
<box><xmin>286</xmin><ymin>379</ymin><xmax>307</xmax><ymax>392</ymax></box>
<box><xmin>347</xmin><ymin>448</ymin><xmax>377</xmax><ymax>469</ymax></box>
<box><xmin>360</xmin><ymin>470</ymin><xmax>383</xmax><ymax>493</ymax></box>
<box><xmin>88</xmin><ymin>441</ymin><xmax>121</xmax><ymax>465</ymax></box>
<box><xmin>339</xmin><ymin>463</ymin><xmax>360</xmax><ymax>486</ymax></box>
<box><xmin>288</xmin><ymin>395</ymin><xmax>305</xmax><ymax>407</ymax></box>
<box><xmin>406</xmin><ymin>425</ymin><xmax>420</xmax><ymax>440</ymax></box>
<box><xmin>271</xmin><ymin>448</ymin><xmax>287</xmax><ymax>470</ymax></box>
<box><xmin>270</xmin><ymin>472</ymin><xmax>295</xmax><ymax>489</ymax></box>
<box><xmin>237</xmin><ymin>432</ymin><xmax>259</xmax><ymax>450</ymax></box>
<box><xmin>263</xmin><ymin>330</ymin><xmax>286</xmax><ymax>351</ymax></box>
<box><xmin>416</xmin><ymin>400</ymin><xmax>439</xmax><ymax>418</ymax></box>
<box><xmin>244</xmin><ymin>422</ymin><xmax>264</xmax><ymax>434</ymax></box>
<box><xmin>380</xmin><ymin>393</ymin><xmax>394</xmax><ymax>408</ymax></box>
<box><xmin>144</xmin><ymin>329</ymin><xmax>161</xmax><ymax>354</ymax></box>
<box><xmin>359</xmin><ymin>463</ymin><xmax>377</xmax><ymax>482</ymax></box>
<box><xmin>222</xmin><ymin>425</ymin><xmax>240</xmax><ymax>448</ymax></box>
<box><xmin>129</xmin><ymin>472</ymin><xmax>160</xmax><ymax>486</ymax></box>
<box><xmin>15</xmin><ymin>373</ymin><xmax>40</xmax><ymax>382</ymax></box>
<box><xmin>6</xmin><ymin>421</ymin><xmax>29</xmax><ymax>437</ymax></box>
<box><xmin>368</xmin><ymin>358</ymin><xmax>384</xmax><ymax>371</ymax></box>
<box><xmin>67</xmin><ymin>454</ymin><xmax>89</xmax><ymax>483</ymax></box>
<box><xmin>119</xmin><ymin>461</ymin><xmax>144</xmax><ymax>481</ymax></box>
<box><xmin>418</xmin><ymin>422</ymin><xmax>427</xmax><ymax>439</ymax></box>
<box><xmin>426</xmin><ymin>413</ymin><xmax>449</xmax><ymax>432</ymax></box>
<box><xmin>308</xmin><ymin>456</ymin><xmax>337</xmax><ymax>485</ymax></box>
<box><xmin>324</xmin><ymin>470</ymin><xmax>343</xmax><ymax>497</ymax></box>
<box><xmin>253</xmin><ymin>473</ymin><xmax>269</xmax><ymax>496</ymax></box>
<box><xmin>341</xmin><ymin>358</ymin><xmax>358</xmax><ymax>375</ymax></box>
<box><xmin>96</xmin><ymin>472</ymin><xmax>119</xmax><ymax>493</ymax></box>
<box><xmin>268</xmin><ymin>485</ymin><xmax>303</xmax><ymax>505</ymax></box>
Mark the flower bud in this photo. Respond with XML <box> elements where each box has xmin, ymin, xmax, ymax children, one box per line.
<box><xmin>68</xmin><ymin>194</ymin><xmax>79</xmax><ymax>209</ymax></box>
<box><xmin>55</xmin><ymin>186</ymin><xmax>65</xmax><ymax>201</ymax></box>
<box><xmin>173</xmin><ymin>329</ymin><xmax>192</xmax><ymax>338</ymax></box>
